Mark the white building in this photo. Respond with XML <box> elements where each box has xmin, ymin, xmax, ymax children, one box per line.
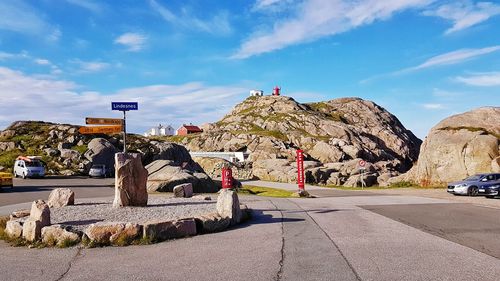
<box><xmin>144</xmin><ymin>124</ymin><xmax>175</xmax><ymax>137</ymax></box>
<box><xmin>250</xmin><ymin>90</ymin><xmax>264</xmax><ymax>97</ymax></box>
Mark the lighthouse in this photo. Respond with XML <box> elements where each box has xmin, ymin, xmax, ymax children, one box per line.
<box><xmin>272</xmin><ymin>86</ymin><xmax>281</xmax><ymax>96</ymax></box>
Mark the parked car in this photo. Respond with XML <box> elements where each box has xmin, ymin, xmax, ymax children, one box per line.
<box><xmin>88</xmin><ymin>164</ymin><xmax>112</xmax><ymax>178</ymax></box>
<box><xmin>447</xmin><ymin>173</ymin><xmax>500</xmax><ymax>196</ymax></box>
<box><xmin>479</xmin><ymin>182</ymin><xmax>500</xmax><ymax>198</ymax></box>
<box><xmin>0</xmin><ymin>172</ymin><xmax>13</xmax><ymax>189</ymax></box>
<box><xmin>13</xmin><ymin>156</ymin><xmax>45</xmax><ymax>179</ymax></box>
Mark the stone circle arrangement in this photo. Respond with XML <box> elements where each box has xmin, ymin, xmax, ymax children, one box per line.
<box><xmin>2</xmin><ymin>153</ymin><xmax>250</xmax><ymax>248</ymax></box>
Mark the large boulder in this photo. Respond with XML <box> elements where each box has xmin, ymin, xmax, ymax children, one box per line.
<box><xmin>403</xmin><ymin>107</ymin><xmax>500</xmax><ymax>186</ymax></box>
<box><xmin>47</xmin><ymin>188</ymin><xmax>75</xmax><ymax>208</ymax></box>
<box><xmin>5</xmin><ymin>220</ymin><xmax>23</xmax><ymax>238</ymax></box>
<box><xmin>143</xmin><ymin>219</ymin><xmax>197</xmax><ymax>242</ymax></box>
<box><xmin>85</xmin><ymin>222</ymin><xmax>141</xmax><ymax>245</ymax></box>
<box><xmin>146</xmin><ymin>160</ymin><xmax>217</xmax><ymax>193</ymax></box>
<box><xmin>84</xmin><ymin>138</ymin><xmax>118</xmax><ymax>171</ymax></box>
<box><xmin>23</xmin><ymin>220</ymin><xmax>42</xmax><ymax>241</ymax></box>
<box><xmin>42</xmin><ymin>225</ymin><xmax>80</xmax><ymax>246</ymax></box>
<box><xmin>113</xmin><ymin>153</ymin><xmax>148</xmax><ymax>207</ymax></box>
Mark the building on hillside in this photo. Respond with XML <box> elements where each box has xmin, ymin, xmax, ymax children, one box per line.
<box><xmin>176</xmin><ymin>124</ymin><xmax>203</xmax><ymax>136</ymax></box>
<box><xmin>250</xmin><ymin>90</ymin><xmax>264</xmax><ymax>97</ymax></box>
<box><xmin>144</xmin><ymin>124</ymin><xmax>175</xmax><ymax>137</ymax></box>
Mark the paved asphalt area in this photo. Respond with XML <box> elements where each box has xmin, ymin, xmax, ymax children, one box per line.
<box><xmin>1</xmin><ymin>178</ymin><xmax>500</xmax><ymax>280</ymax></box>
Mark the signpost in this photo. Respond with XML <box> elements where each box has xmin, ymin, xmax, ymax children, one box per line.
<box><xmin>296</xmin><ymin>149</ymin><xmax>305</xmax><ymax>191</ymax></box>
<box><xmin>79</xmin><ymin>125</ymin><xmax>122</xmax><ymax>135</ymax></box>
<box><xmin>111</xmin><ymin>102</ymin><xmax>138</xmax><ymax>153</ymax></box>
<box><xmin>85</xmin><ymin>117</ymin><xmax>123</xmax><ymax>125</ymax></box>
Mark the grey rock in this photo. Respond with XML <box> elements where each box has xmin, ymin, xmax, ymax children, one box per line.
<box><xmin>6</xmin><ymin>220</ymin><xmax>23</xmax><ymax>238</ymax></box>
<box><xmin>173</xmin><ymin>183</ymin><xmax>193</xmax><ymax>198</ymax></box>
<box><xmin>42</xmin><ymin>225</ymin><xmax>80</xmax><ymax>246</ymax></box>
<box><xmin>23</xmin><ymin>219</ymin><xmax>42</xmax><ymax>241</ymax></box>
<box><xmin>84</xmin><ymin>138</ymin><xmax>118</xmax><ymax>171</ymax></box>
<box><xmin>194</xmin><ymin>213</ymin><xmax>231</xmax><ymax>233</ymax></box>
<box><xmin>85</xmin><ymin>222</ymin><xmax>141</xmax><ymax>245</ymax></box>
<box><xmin>143</xmin><ymin>218</ymin><xmax>197</xmax><ymax>242</ymax></box>
<box><xmin>216</xmin><ymin>189</ymin><xmax>241</xmax><ymax>225</ymax></box>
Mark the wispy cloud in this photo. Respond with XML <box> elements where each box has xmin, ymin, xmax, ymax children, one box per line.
<box><xmin>66</xmin><ymin>0</ymin><xmax>103</xmax><ymax>13</ymax></box>
<box><xmin>455</xmin><ymin>72</ymin><xmax>500</xmax><ymax>86</ymax></box>
<box><xmin>114</xmin><ymin>32</ymin><xmax>147</xmax><ymax>52</ymax></box>
<box><xmin>405</xmin><ymin>46</ymin><xmax>500</xmax><ymax>72</ymax></box>
<box><xmin>361</xmin><ymin>46</ymin><xmax>500</xmax><ymax>83</ymax></box>
<box><xmin>0</xmin><ymin>67</ymin><xmax>247</xmax><ymax>132</ymax></box>
<box><xmin>149</xmin><ymin>0</ymin><xmax>232</xmax><ymax>35</ymax></box>
<box><xmin>35</xmin><ymin>58</ymin><xmax>51</xmax><ymax>65</ymax></box>
<box><xmin>0</xmin><ymin>1</ymin><xmax>60</xmax><ymax>40</ymax></box>
<box><xmin>233</xmin><ymin>0</ymin><xmax>433</xmax><ymax>59</ymax></box>
<box><xmin>71</xmin><ymin>59</ymin><xmax>110</xmax><ymax>73</ymax></box>
<box><xmin>422</xmin><ymin>103</ymin><xmax>445</xmax><ymax>110</ymax></box>
<box><xmin>423</xmin><ymin>0</ymin><xmax>500</xmax><ymax>34</ymax></box>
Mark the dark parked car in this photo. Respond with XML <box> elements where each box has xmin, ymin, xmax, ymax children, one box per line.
<box><xmin>447</xmin><ymin>173</ymin><xmax>500</xmax><ymax>196</ymax></box>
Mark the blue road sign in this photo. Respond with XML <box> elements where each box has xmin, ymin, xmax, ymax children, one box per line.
<box><xmin>112</xmin><ymin>102</ymin><xmax>138</xmax><ymax>111</ymax></box>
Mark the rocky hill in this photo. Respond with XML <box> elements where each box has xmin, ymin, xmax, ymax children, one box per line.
<box><xmin>396</xmin><ymin>107</ymin><xmax>500</xmax><ymax>186</ymax></box>
<box><xmin>0</xmin><ymin>121</ymin><xmax>216</xmax><ymax>192</ymax></box>
<box><xmin>171</xmin><ymin>95</ymin><xmax>422</xmax><ymax>186</ymax></box>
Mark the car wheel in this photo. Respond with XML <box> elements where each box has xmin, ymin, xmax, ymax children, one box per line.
<box><xmin>468</xmin><ymin>186</ymin><xmax>479</xmax><ymax>197</ymax></box>
<box><xmin>22</xmin><ymin>172</ymin><xmax>27</xmax><ymax>179</ymax></box>
<box><xmin>14</xmin><ymin>172</ymin><xmax>18</xmax><ymax>178</ymax></box>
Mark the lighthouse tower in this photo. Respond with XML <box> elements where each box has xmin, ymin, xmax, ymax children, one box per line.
<box><xmin>272</xmin><ymin>86</ymin><xmax>281</xmax><ymax>96</ymax></box>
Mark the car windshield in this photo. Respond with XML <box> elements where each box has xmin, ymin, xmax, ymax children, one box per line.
<box><xmin>464</xmin><ymin>175</ymin><xmax>484</xmax><ymax>181</ymax></box>
<box><xmin>26</xmin><ymin>161</ymin><xmax>42</xmax><ymax>167</ymax></box>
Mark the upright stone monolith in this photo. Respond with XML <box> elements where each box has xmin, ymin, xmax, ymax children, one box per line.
<box><xmin>113</xmin><ymin>153</ymin><xmax>148</xmax><ymax>207</ymax></box>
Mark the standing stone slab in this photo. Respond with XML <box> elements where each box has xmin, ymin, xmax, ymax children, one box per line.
<box><xmin>113</xmin><ymin>153</ymin><xmax>148</xmax><ymax>207</ymax></box>
<box><xmin>23</xmin><ymin>220</ymin><xmax>42</xmax><ymax>241</ymax></box>
<box><xmin>143</xmin><ymin>219</ymin><xmax>196</xmax><ymax>242</ymax></box>
<box><xmin>29</xmin><ymin>200</ymin><xmax>50</xmax><ymax>227</ymax></box>
<box><xmin>48</xmin><ymin>188</ymin><xmax>75</xmax><ymax>208</ymax></box>
<box><xmin>216</xmin><ymin>189</ymin><xmax>242</xmax><ymax>225</ymax></box>
<box><xmin>5</xmin><ymin>220</ymin><xmax>23</xmax><ymax>238</ymax></box>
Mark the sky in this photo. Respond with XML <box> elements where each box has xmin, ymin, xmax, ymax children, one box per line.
<box><xmin>0</xmin><ymin>0</ymin><xmax>499</xmax><ymax>139</ymax></box>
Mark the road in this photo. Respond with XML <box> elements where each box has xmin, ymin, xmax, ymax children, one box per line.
<box><xmin>1</xmin><ymin>178</ymin><xmax>500</xmax><ymax>280</ymax></box>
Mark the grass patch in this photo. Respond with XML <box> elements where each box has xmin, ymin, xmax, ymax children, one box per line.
<box><xmin>239</xmin><ymin>185</ymin><xmax>295</xmax><ymax>198</ymax></box>
<box><xmin>71</xmin><ymin>145</ymin><xmax>87</xmax><ymax>155</ymax></box>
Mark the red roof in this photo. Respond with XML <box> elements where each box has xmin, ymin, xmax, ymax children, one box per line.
<box><xmin>181</xmin><ymin>125</ymin><xmax>202</xmax><ymax>132</ymax></box>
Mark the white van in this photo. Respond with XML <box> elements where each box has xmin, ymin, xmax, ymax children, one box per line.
<box><xmin>14</xmin><ymin>156</ymin><xmax>45</xmax><ymax>179</ymax></box>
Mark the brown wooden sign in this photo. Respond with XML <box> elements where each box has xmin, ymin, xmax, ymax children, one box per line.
<box><xmin>85</xmin><ymin>117</ymin><xmax>123</xmax><ymax>125</ymax></box>
<box><xmin>79</xmin><ymin>125</ymin><xmax>123</xmax><ymax>135</ymax></box>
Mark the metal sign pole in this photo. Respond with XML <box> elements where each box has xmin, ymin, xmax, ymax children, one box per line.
<box><xmin>122</xmin><ymin>110</ymin><xmax>127</xmax><ymax>153</ymax></box>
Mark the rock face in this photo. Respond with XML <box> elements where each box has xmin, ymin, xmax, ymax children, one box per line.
<box><xmin>402</xmin><ymin>107</ymin><xmax>500</xmax><ymax>186</ymax></box>
<box><xmin>113</xmin><ymin>153</ymin><xmax>148</xmax><ymax>207</ymax></box>
<box><xmin>181</xmin><ymin>96</ymin><xmax>421</xmax><ymax>173</ymax></box>
<box><xmin>216</xmin><ymin>189</ymin><xmax>242</xmax><ymax>225</ymax></box>
<box><xmin>47</xmin><ymin>188</ymin><xmax>75</xmax><ymax>208</ymax></box>
<box><xmin>146</xmin><ymin>160</ymin><xmax>217</xmax><ymax>193</ymax></box>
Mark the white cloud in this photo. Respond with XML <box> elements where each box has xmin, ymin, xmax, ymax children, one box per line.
<box><xmin>423</xmin><ymin>1</ymin><xmax>500</xmax><ymax>34</ymax></box>
<box><xmin>252</xmin><ymin>0</ymin><xmax>298</xmax><ymax>12</ymax></box>
<box><xmin>149</xmin><ymin>0</ymin><xmax>232</xmax><ymax>35</ymax></box>
<box><xmin>0</xmin><ymin>1</ymin><xmax>60</xmax><ymax>39</ymax></box>
<box><xmin>0</xmin><ymin>67</ymin><xmax>248</xmax><ymax>133</ymax></box>
<box><xmin>422</xmin><ymin>103</ymin><xmax>444</xmax><ymax>109</ymax></box>
<box><xmin>233</xmin><ymin>0</ymin><xmax>433</xmax><ymax>59</ymax></box>
<box><xmin>66</xmin><ymin>0</ymin><xmax>103</xmax><ymax>13</ymax></box>
<box><xmin>114</xmin><ymin>33</ymin><xmax>147</xmax><ymax>52</ymax></box>
<box><xmin>455</xmin><ymin>72</ymin><xmax>500</xmax><ymax>86</ymax></box>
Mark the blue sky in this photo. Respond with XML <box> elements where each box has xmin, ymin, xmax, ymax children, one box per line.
<box><xmin>0</xmin><ymin>0</ymin><xmax>499</xmax><ymax>138</ymax></box>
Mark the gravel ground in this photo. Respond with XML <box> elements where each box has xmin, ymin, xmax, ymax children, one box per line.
<box><xmin>50</xmin><ymin>195</ymin><xmax>217</xmax><ymax>231</ymax></box>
